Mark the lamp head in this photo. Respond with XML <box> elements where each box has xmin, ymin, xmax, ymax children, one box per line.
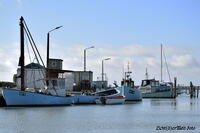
<box><xmin>55</xmin><ymin>26</ymin><xmax>63</xmax><ymax>29</ymax></box>
<box><xmin>104</xmin><ymin>58</ymin><xmax>111</xmax><ymax>61</ymax></box>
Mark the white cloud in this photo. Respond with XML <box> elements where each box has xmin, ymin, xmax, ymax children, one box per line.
<box><xmin>0</xmin><ymin>43</ymin><xmax>200</xmax><ymax>86</ymax></box>
<box><xmin>170</xmin><ymin>54</ymin><xmax>199</xmax><ymax>68</ymax></box>
<box><xmin>46</xmin><ymin>43</ymin><xmax>200</xmax><ymax>85</ymax></box>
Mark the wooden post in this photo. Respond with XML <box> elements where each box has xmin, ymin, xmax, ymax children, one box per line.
<box><xmin>190</xmin><ymin>81</ymin><xmax>194</xmax><ymax>98</ymax></box>
<box><xmin>174</xmin><ymin>77</ymin><xmax>177</xmax><ymax>98</ymax></box>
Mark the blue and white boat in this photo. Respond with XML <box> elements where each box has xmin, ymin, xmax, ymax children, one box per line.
<box><xmin>116</xmin><ymin>86</ymin><xmax>142</xmax><ymax>101</ymax></box>
<box><xmin>116</xmin><ymin>63</ymin><xmax>142</xmax><ymax>101</ymax></box>
<box><xmin>2</xmin><ymin>17</ymin><xmax>73</xmax><ymax>106</ymax></box>
<box><xmin>2</xmin><ymin>89</ymin><xmax>73</xmax><ymax>106</ymax></box>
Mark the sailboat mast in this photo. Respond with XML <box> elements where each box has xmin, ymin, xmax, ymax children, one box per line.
<box><xmin>161</xmin><ymin>44</ymin><xmax>163</xmax><ymax>82</ymax></box>
<box><xmin>20</xmin><ymin>17</ymin><xmax>25</xmax><ymax>91</ymax></box>
<box><xmin>145</xmin><ymin>68</ymin><xmax>148</xmax><ymax>80</ymax></box>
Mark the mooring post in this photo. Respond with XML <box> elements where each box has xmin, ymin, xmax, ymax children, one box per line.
<box><xmin>190</xmin><ymin>81</ymin><xmax>193</xmax><ymax>98</ymax></box>
<box><xmin>174</xmin><ymin>77</ymin><xmax>177</xmax><ymax>98</ymax></box>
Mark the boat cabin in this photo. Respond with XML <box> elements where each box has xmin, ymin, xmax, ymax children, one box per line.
<box><xmin>141</xmin><ymin>79</ymin><xmax>160</xmax><ymax>87</ymax></box>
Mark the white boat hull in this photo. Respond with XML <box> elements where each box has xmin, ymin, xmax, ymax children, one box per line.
<box><xmin>105</xmin><ymin>98</ymin><xmax>125</xmax><ymax>104</ymax></box>
<box><xmin>116</xmin><ymin>86</ymin><xmax>142</xmax><ymax>101</ymax></box>
<box><xmin>2</xmin><ymin>89</ymin><xmax>73</xmax><ymax>106</ymax></box>
<box><xmin>73</xmin><ymin>95</ymin><xmax>99</xmax><ymax>104</ymax></box>
<box><xmin>95</xmin><ymin>96</ymin><xmax>125</xmax><ymax>105</ymax></box>
<box><xmin>142</xmin><ymin>91</ymin><xmax>174</xmax><ymax>98</ymax></box>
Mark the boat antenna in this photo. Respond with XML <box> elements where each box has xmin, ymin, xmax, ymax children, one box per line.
<box><xmin>122</xmin><ymin>65</ymin><xmax>125</xmax><ymax>85</ymax></box>
<box><xmin>126</xmin><ymin>61</ymin><xmax>132</xmax><ymax>79</ymax></box>
<box><xmin>145</xmin><ymin>68</ymin><xmax>148</xmax><ymax>80</ymax></box>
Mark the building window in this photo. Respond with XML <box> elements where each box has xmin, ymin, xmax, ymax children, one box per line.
<box><xmin>52</xmin><ymin>62</ymin><xmax>57</xmax><ymax>67</ymax></box>
<box><xmin>52</xmin><ymin>80</ymin><xmax>57</xmax><ymax>86</ymax></box>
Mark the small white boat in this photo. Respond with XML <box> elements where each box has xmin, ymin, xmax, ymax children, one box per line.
<box><xmin>95</xmin><ymin>89</ymin><xmax>125</xmax><ymax>105</ymax></box>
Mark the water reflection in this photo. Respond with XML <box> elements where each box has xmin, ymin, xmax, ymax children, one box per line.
<box><xmin>0</xmin><ymin>94</ymin><xmax>200</xmax><ymax>133</ymax></box>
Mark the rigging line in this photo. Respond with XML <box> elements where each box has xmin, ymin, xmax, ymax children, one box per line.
<box><xmin>22</xmin><ymin>20</ymin><xmax>50</xmax><ymax>89</ymax></box>
<box><xmin>23</xmin><ymin>20</ymin><xmax>45</xmax><ymax>67</ymax></box>
<box><xmin>163</xmin><ymin>47</ymin><xmax>172</xmax><ymax>82</ymax></box>
<box><xmin>23</xmin><ymin>20</ymin><xmax>44</xmax><ymax>66</ymax></box>
<box><xmin>24</xmin><ymin>31</ymin><xmax>32</xmax><ymax>62</ymax></box>
<box><xmin>23</xmin><ymin>20</ymin><xmax>55</xmax><ymax>90</ymax></box>
<box><xmin>24</xmin><ymin>26</ymin><xmax>44</xmax><ymax>88</ymax></box>
<box><xmin>24</xmin><ymin>28</ymin><xmax>47</xmax><ymax>85</ymax></box>
<box><xmin>23</xmin><ymin>27</ymin><xmax>40</xmax><ymax>65</ymax></box>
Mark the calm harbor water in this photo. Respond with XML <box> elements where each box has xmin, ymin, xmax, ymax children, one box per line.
<box><xmin>0</xmin><ymin>94</ymin><xmax>200</xmax><ymax>133</ymax></box>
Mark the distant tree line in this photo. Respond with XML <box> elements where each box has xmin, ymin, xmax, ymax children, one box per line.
<box><xmin>0</xmin><ymin>81</ymin><xmax>16</xmax><ymax>88</ymax></box>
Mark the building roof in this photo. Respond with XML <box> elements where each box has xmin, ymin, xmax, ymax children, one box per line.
<box><xmin>49</xmin><ymin>58</ymin><xmax>63</xmax><ymax>61</ymax></box>
<box><xmin>25</xmin><ymin>63</ymin><xmax>45</xmax><ymax>69</ymax></box>
<box><xmin>48</xmin><ymin>69</ymin><xmax>74</xmax><ymax>73</ymax></box>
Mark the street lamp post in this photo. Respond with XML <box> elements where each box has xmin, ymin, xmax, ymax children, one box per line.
<box><xmin>46</xmin><ymin>26</ymin><xmax>63</xmax><ymax>68</ymax></box>
<box><xmin>102</xmin><ymin>58</ymin><xmax>111</xmax><ymax>88</ymax></box>
<box><xmin>46</xmin><ymin>26</ymin><xmax>62</xmax><ymax>85</ymax></box>
<box><xmin>84</xmin><ymin>46</ymin><xmax>94</xmax><ymax>71</ymax></box>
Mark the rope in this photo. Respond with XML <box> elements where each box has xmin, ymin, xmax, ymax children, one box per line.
<box><xmin>163</xmin><ymin>46</ymin><xmax>172</xmax><ymax>82</ymax></box>
<box><xmin>23</xmin><ymin>20</ymin><xmax>47</xmax><ymax>86</ymax></box>
<box><xmin>25</xmin><ymin>33</ymin><xmax>32</xmax><ymax>62</ymax></box>
<box><xmin>23</xmin><ymin>20</ymin><xmax>45</xmax><ymax>67</ymax></box>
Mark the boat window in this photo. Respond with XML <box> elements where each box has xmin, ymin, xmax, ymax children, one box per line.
<box><xmin>151</xmin><ymin>81</ymin><xmax>159</xmax><ymax>86</ymax></box>
<box><xmin>142</xmin><ymin>80</ymin><xmax>150</xmax><ymax>86</ymax></box>
<box><xmin>156</xmin><ymin>81</ymin><xmax>159</xmax><ymax>86</ymax></box>
<box><xmin>96</xmin><ymin>89</ymin><xmax>117</xmax><ymax>96</ymax></box>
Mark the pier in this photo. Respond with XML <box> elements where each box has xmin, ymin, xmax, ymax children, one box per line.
<box><xmin>175</xmin><ymin>84</ymin><xmax>200</xmax><ymax>98</ymax></box>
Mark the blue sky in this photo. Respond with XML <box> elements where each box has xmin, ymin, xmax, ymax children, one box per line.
<box><xmin>0</xmin><ymin>0</ymin><xmax>200</xmax><ymax>85</ymax></box>
<box><xmin>1</xmin><ymin>0</ymin><xmax>200</xmax><ymax>47</ymax></box>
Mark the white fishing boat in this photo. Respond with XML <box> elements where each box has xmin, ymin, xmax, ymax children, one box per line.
<box><xmin>116</xmin><ymin>63</ymin><xmax>142</xmax><ymax>101</ymax></box>
<box><xmin>139</xmin><ymin>79</ymin><xmax>174</xmax><ymax>98</ymax></box>
<box><xmin>139</xmin><ymin>44</ymin><xmax>176</xmax><ymax>98</ymax></box>
<box><xmin>116</xmin><ymin>86</ymin><xmax>142</xmax><ymax>101</ymax></box>
<box><xmin>95</xmin><ymin>89</ymin><xmax>125</xmax><ymax>105</ymax></box>
<box><xmin>2</xmin><ymin>17</ymin><xmax>73</xmax><ymax>106</ymax></box>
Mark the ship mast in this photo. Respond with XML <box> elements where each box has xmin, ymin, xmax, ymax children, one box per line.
<box><xmin>20</xmin><ymin>17</ymin><xmax>25</xmax><ymax>91</ymax></box>
<box><xmin>145</xmin><ymin>68</ymin><xmax>148</xmax><ymax>80</ymax></box>
<box><xmin>126</xmin><ymin>62</ymin><xmax>132</xmax><ymax>80</ymax></box>
<box><xmin>161</xmin><ymin>44</ymin><xmax>163</xmax><ymax>82</ymax></box>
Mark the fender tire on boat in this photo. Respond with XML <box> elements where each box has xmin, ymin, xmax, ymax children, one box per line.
<box><xmin>100</xmin><ymin>97</ymin><xmax>106</xmax><ymax>104</ymax></box>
